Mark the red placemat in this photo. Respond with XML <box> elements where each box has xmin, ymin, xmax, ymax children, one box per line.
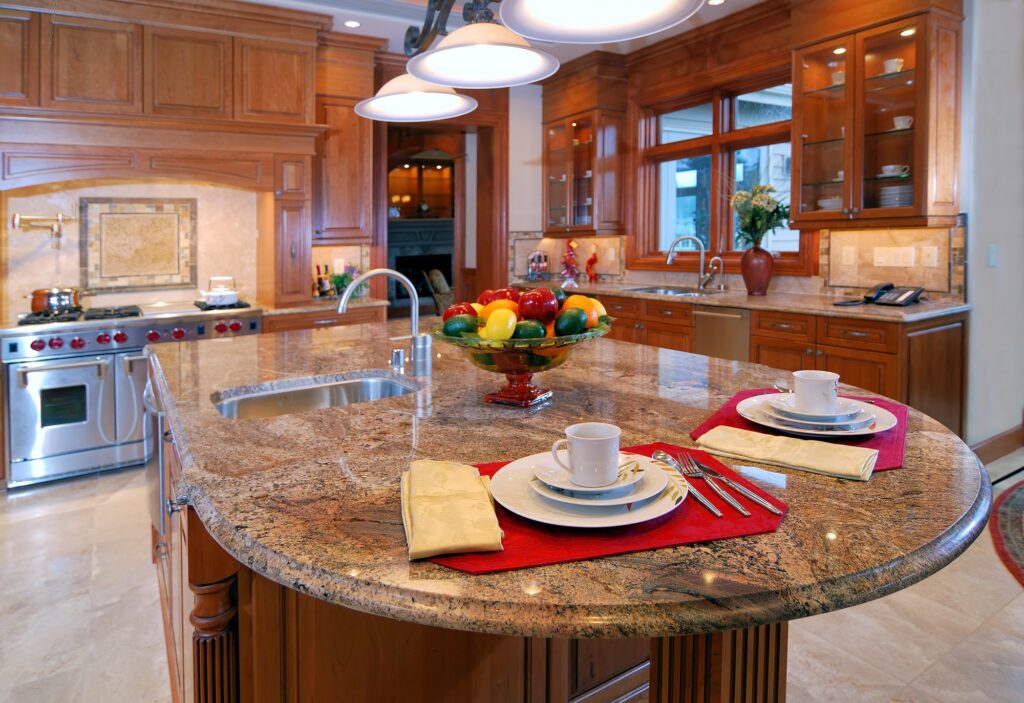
<box><xmin>689</xmin><ymin>389</ymin><xmax>909</xmax><ymax>471</ymax></box>
<box><xmin>430</xmin><ymin>442</ymin><xmax>787</xmax><ymax>575</ymax></box>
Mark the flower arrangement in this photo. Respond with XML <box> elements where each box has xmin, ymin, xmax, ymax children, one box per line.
<box><xmin>730</xmin><ymin>184</ymin><xmax>790</xmax><ymax>249</ymax></box>
<box><xmin>331</xmin><ymin>264</ymin><xmax>367</xmax><ymax>298</ymax></box>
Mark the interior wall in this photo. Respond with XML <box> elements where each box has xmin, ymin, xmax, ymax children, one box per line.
<box><xmin>3</xmin><ymin>182</ymin><xmax>258</xmax><ymax>317</ymax></box>
<box><xmin>962</xmin><ymin>0</ymin><xmax>1024</xmax><ymax>444</ymax></box>
<box><xmin>508</xmin><ymin>84</ymin><xmax>544</xmax><ymax>233</ymax></box>
<box><xmin>464</xmin><ymin>133</ymin><xmax>478</xmax><ymax>269</ymax></box>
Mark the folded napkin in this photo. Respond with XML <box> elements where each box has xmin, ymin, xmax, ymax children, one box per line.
<box><xmin>401</xmin><ymin>460</ymin><xmax>504</xmax><ymax>560</ymax></box>
<box><xmin>696</xmin><ymin>426</ymin><xmax>879</xmax><ymax>481</ymax></box>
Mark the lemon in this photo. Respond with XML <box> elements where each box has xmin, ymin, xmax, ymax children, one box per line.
<box><xmin>484</xmin><ymin>308</ymin><xmax>517</xmax><ymax>340</ymax></box>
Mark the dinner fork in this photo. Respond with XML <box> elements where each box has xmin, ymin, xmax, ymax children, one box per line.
<box><xmin>678</xmin><ymin>454</ymin><xmax>751</xmax><ymax>517</ymax></box>
<box><xmin>652</xmin><ymin>450</ymin><xmax>722</xmax><ymax>518</ymax></box>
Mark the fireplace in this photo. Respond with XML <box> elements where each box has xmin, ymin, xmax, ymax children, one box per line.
<box><xmin>387</xmin><ymin>219</ymin><xmax>455</xmax><ymax>308</ymax></box>
<box><xmin>394</xmin><ymin>254</ymin><xmax>453</xmax><ymax>300</ymax></box>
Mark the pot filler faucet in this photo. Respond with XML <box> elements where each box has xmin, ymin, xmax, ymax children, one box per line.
<box><xmin>338</xmin><ymin>268</ymin><xmax>432</xmax><ymax>376</ymax></box>
<box><xmin>664</xmin><ymin>235</ymin><xmax>718</xmax><ymax>290</ymax></box>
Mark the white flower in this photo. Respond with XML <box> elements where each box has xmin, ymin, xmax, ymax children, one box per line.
<box><xmin>752</xmin><ymin>193</ymin><xmax>777</xmax><ymax>210</ymax></box>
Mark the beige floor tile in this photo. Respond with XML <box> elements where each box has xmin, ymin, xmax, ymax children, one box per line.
<box><xmin>987</xmin><ymin>591</ymin><xmax>1024</xmax><ymax>639</ymax></box>
<box><xmin>985</xmin><ymin>447</ymin><xmax>1024</xmax><ymax>483</ymax></box>
<box><xmin>787</xmin><ymin>624</ymin><xmax>905</xmax><ymax>702</ymax></box>
<box><xmin>3</xmin><ymin>667</ymin><xmax>85</xmax><ymax>703</ymax></box>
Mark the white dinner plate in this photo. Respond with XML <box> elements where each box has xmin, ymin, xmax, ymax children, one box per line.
<box><xmin>491</xmin><ymin>453</ymin><xmax>687</xmax><ymax>529</ymax></box>
<box><xmin>528</xmin><ymin>459</ymin><xmax>669</xmax><ymax>507</ymax></box>
<box><xmin>534</xmin><ymin>452</ymin><xmax>647</xmax><ymax>494</ymax></box>
<box><xmin>759</xmin><ymin>406</ymin><xmax>876</xmax><ymax>431</ymax></box>
<box><xmin>738</xmin><ymin>394</ymin><xmax>898</xmax><ymax>437</ymax></box>
<box><xmin>767</xmin><ymin>394</ymin><xmax>864</xmax><ymax>422</ymax></box>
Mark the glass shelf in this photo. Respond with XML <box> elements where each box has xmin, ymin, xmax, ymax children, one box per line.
<box><xmin>865</xmin><ymin>128</ymin><xmax>914</xmax><ymax>138</ymax></box>
<box><xmin>864</xmin><ymin>174</ymin><xmax>913</xmax><ymax>182</ymax></box>
<box><xmin>803</xmin><ymin>83</ymin><xmax>846</xmax><ymax>99</ymax></box>
<box><xmin>802</xmin><ymin>136</ymin><xmax>845</xmax><ymax>147</ymax></box>
<box><xmin>801</xmin><ymin>180</ymin><xmax>845</xmax><ymax>188</ymax></box>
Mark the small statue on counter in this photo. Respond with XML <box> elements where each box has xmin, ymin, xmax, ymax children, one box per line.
<box><xmin>560</xmin><ymin>239</ymin><xmax>580</xmax><ymax>288</ymax></box>
<box><xmin>585</xmin><ymin>245</ymin><xmax>599</xmax><ymax>284</ymax></box>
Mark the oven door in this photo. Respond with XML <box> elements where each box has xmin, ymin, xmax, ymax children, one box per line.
<box><xmin>7</xmin><ymin>355</ymin><xmax>116</xmax><ymax>462</ymax></box>
<box><xmin>116</xmin><ymin>351</ymin><xmax>151</xmax><ymax>444</ymax></box>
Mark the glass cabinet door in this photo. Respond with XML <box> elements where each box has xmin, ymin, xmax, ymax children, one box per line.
<box><xmin>570</xmin><ymin>116</ymin><xmax>594</xmax><ymax>229</ymax></box>
<box><xmin>855</xmin><ymin>18</ymin><xmax>923</xmax><ymax>214</ymax></box>
<box><xmin>794</xmin><ymin>39</ymin><xmax>854</xmax><ymax>220</ymax></box>
<box><xmin>545</xmin><ymin>122</ymin><xmax>569</xmax><ymax>231</ymax></box>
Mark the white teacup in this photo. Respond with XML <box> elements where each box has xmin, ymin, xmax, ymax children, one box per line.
<box><xmin>831</xmin><ymin>70</ymin><xmax>846</xmax><ymax>86</ymax></box>
<box><xmin>793</xmin><ymin>370</ymin><xmax>840</xmax><ymax>414</ymax></box>
<box><xmin>551</xmin><ymin>422</ymin><xmax>621</xmax><ymax>487</ymax></box>
<box><xmin>883</xmin><ymin>58</ymin><xmax>905</xmax><ymax>74</ymax></box>
<box><xmin>835</xmin><ymin>170</ymin><xmax>845</xmax><ymax>181</ymax></box>
<box><xmin>893</xmin><ymin>115</ymin><xmax>914</xmax><ymax>130</ymax></box>
<box><xmin>881</xmin><ymin>164</ymin><xmax>911</xmax><ymax>176</ymax></box>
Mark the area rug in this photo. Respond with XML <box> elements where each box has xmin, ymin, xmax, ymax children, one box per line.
<box><xmin>991</xmin><ymin>479</ymin><xmax>1024</xmax><ymax>587</ymax></box>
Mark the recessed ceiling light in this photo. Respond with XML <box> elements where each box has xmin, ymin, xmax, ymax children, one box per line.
<box><xmin>500</xmin><ymin>0</ymin><xmax>706</xmax><ymax>44</ymax></box>
<box><xmin>344</xmin><ymin>20</ymin><xmax>361</xmax><ymax>29</ymax></box>
<box><xmin>833</xmin><ymin>47</ymin><xmax>847</xmax><ymax>55</ymax></box>
<box><xmin>407</xmin><ymin>23</ymin><xmax>559</xmax><ymax>89</ymax></box>
<box><xmin>900</xmin><ymin>28</ymin><xmax>916</xmax><ymax>37</ymax></box>
<box><xmin>355</xmin><ymin>74</ymin><xmax>478</xmax><ymax>123</ymax></box>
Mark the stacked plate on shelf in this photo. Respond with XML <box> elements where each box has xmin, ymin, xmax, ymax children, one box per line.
<box><xmin>487</xmin><ymin>452</ymin><xmax>687</xmax><ymax>528</ymax></box>
<box><xmin>879</xmin><ymin>183</ymin><xmax>913</xmax><ymax>207</ymax></box>
<box><xmin>736</xmin><ymin>393</ymin><xmax>898</xmax><ymax>438</ymax></box>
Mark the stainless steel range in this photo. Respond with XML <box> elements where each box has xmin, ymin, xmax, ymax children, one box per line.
<box><xmin>1</xmin><ymin>303</ymin><xmax>261</xmax><ymax>488</ymax></box>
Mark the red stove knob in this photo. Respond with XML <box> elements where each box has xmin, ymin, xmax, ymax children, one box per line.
<box><xmin>113</xmin><ymin>331</ymin><xmax>128</xmax><ymax>344</ymax></box>
<box><xmin>229</xmin><ymin>321</ymin><xmax>242</xmax><ymax>332</ymax></box>
<box><xmin>214</xmin><ymin>322</ymin><xmax>228</xmax><ymax>334</ymax></box>
<box><xmin>172</xmin><ymin>328</ymin><xmax>186</xmax><ymax>340</ymax></box>
<box><xmin>146</xmin><ymin>331</ymin><xmax>161</xmax><ymax>343</ymax></box>
<box><xmin>48</xmin><ymin>338</ymin><xmax>64</xmax><ymax>349</ymax></box>
<box><xmin>70</xmin><ymin>338</ymin><xmax>86</xmax><ymax>350</ymax></box>
<box><xmin>96</xmin><ymin>333</ymin><xmax>112</xmax><ymax>345</ymax></box>
<box><xmin>30</xmin><ymin>339</ymin><xmax>46</xmax><ymax>352</ymax></box>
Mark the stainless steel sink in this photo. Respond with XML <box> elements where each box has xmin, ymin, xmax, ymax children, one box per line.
<box><xmin>213</xmin><ymin>375</ymin><xmax>417</xmax><ymax>420</ymax></box>
<box><xmin>623</xmin><ymin>286</ymin><xmax>720</xmax><ymax>297</ymax></box>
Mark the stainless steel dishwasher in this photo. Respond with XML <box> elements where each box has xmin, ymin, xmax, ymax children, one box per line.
<box><xmin>693</xmin><ymin>306</ymin><xmax>750</xmax><ymax>362</ymax></box>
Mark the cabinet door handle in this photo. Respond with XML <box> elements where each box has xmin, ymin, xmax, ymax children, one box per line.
<box><xmin>805</xmin><ymin>348</ymin><xmax>814</xmax><ymax>355</ymax></box>
<box><xmin>290</xmin><ymin>243</ymin><xmax>297</xmax><ymax>259</ymax></box>
<box><xmin>843</xmin><ymin>330</ymin><xmax>871</xmax><ymax>338</ymax></box>
<box><xmin>770</xmin><ymin>322</ymin><xmax>795</xmax><ymax>330</ymax></box>
<box><xmin>312</xmin><ymin>318</ymin><xmax>338</xmax><ymax>326</ymax></box>
<box><xmin>166</xmin><ymin>497</ymin><xmax>187</xmax><ymax>515</ymax></box>
<box><xmin>816</xmin><ymin>350</ymin><xmax>825</xmax><ymax>356</ymax></box>
<box><xmin>658</xmin><ymin>309</ymin><xmax>675</xmax><ymax>316</ymax></box>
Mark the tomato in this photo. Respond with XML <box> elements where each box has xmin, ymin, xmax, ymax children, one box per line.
<box><xmin>477</xmin><ymin>289</ymin><xmax>496</xmax><ymax>305</ymax></box>
<box><xmin>484</xmin><ymin>308</ymin><xmax>517</xmax><ymax>340</ymax></box>
<box><xmin>562</xmin><ymin>295</ymin><xmax>600</xmax><ymax>329</ymax></box>
<box><xmin>518</xmin><ymin>287</ymin><xmax>559</xmax><ymax>323</ymax></box>
<box><xmin>442</xmin><ymin>302</ymin><xmax>477</xmax><ymax>321</ymax></box>
<box><xmin>481</xmin><ymin>299</ymin><xmax>519</xmax><ymax>320</ymax></box>
<box><xmin>490</xmin><ymin>288</ymin><xmax>521</xmax><ymax>303</ymax></box>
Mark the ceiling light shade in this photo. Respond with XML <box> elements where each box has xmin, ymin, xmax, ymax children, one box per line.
<box><xmin>500</xmin><ymin>0</ymin><xmax>706</xmax><ymax>44</ymax></box>
<box><xmin>407</xmin><ymin>22</ymin><xmax>560</xmax><ymax>89</ymax></box>
<box><xmin>354</xmin><ymin>74</ymin><xmax>478</xmax><ymax>123</ymax></box>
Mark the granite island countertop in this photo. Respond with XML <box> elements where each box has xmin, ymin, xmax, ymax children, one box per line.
<box><xmin>149</xmin><ymin>319</ymin><xmax>990</xmax><ymax>639</ymax></box>
<box><xmin>259</xmin><ymin>296</ymin><xmax>389</xmax><ymax>317</ymax></box>
<box><xmin>518</xmin><ymin>282</ymin><xmax>970</xmax><ymax>323</ymax></box>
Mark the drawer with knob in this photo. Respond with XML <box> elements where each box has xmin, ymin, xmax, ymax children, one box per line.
<box><xmin>642</xmin><ymin>300</ymin><xmax>694</xmax><ymax>326</ymax></box>
<box><xmin>751</xmin><ymin>311</ymin><xmax>815</xmax><ymax>342</ymax></box>
<box><xmin>817</xmin><ymin>317</ymin><xmax>898</xmax><ymax>354</ymax></box>
<box><xmin>600</xmin><ymin>296</ymin><xmax>643</xmax><ymax>320</ymax></box>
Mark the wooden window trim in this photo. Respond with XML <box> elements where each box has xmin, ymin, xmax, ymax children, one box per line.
<box><xmin>627</xmin><ymin>71</ymin><xmax>819</xmax><ymax>277</ymax></box>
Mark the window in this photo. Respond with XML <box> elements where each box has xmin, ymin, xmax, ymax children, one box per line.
<box><xmin>634</xmin><ymin>76</ymin><xmax>816</xmax><ymax>276</ymax></box>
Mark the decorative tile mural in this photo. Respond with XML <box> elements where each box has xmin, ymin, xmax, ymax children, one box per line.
<box><xmin>79</xmin><ymin>198</ymin><xmax>197</xmax><ymax>292</ymax></box>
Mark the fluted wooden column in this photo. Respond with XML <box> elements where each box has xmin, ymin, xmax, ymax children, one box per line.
<box><xmin>190</xmin><ymin>575</ymin><xmax>238</xmax><ymax>703</ymax></box>
<box><xmin>650</xmin><ymin>623</ymin><xmax>788</xmax><ymax>703</ymax></box>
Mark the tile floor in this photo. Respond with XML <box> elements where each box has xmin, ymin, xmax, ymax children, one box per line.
<box><xmin>0</xmin><ymin>453</ymin><xmax>1021</xmax><ymax>703</ymax></box>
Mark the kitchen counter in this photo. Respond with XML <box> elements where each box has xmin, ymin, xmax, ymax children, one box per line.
<box><xmin>150</xmin><ymin>318</ymin><xmax>989</xmax><ymax>640</ymax></box>
<box><xmin>259</xmin><ymin>296</ymin><xmax>389</xmax><ymax>317</ymax></box>
<box><xmin>527</xmin><ymin>282</ymin><xmax>971</xmax><ymax>323</ymax></box>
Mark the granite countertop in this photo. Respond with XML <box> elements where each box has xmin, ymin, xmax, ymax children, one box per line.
<box><xmin>260</xmin><ymin>297</ymin><xmax>390</xmax><ymax>317</ymax></box>
<box><xmin>150</xmin><ymin>319</ymin><xmax>989</xmax><ymax>639</ymax></box>
<box><xmin>519</xmin><ymin>282</ymin><xmax>970</xmax><ymax>323</ymax></box>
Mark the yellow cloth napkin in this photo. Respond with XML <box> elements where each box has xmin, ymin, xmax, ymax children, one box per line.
<box><xmin>400</xmin><ymin>460</ymin><xmax>504</xmax><ymax>560</ymax></box>
<box><xmin>696</xmin><ymin>426</ymin><xmax>879</xmax><ymax>481</ymax></box>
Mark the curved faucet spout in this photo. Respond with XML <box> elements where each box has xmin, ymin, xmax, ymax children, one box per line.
<box><xmin>338</xmin><ymin>268</ymin><xmax>419</xmax><ymax>339</ymax></box>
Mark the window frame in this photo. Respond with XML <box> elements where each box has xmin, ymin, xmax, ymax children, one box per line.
<box><xmin>627</xmin><ymin>70</ymin><xmax>818</xmax><ymax>277</ymax></box>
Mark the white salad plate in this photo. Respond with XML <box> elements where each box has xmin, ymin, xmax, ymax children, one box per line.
<box><xmin>738</xmin><ymin>394</ymin><xmax>898</xmax><ymax>437</ymax></box>
<box><xmin>766</xmin><ymin>394</ymin><xmax>864</xmax><ymax>422</ymax></box>
<box><xmin>534</xmin><ymin>452</ymin><xmax>647</xmax><ymax>494</ymax></box>
<box><xmin>528</xmin><ymin>459</ymin><xmax>669</xmax><ymax>507</ymax></box>
<box><xmin>492</xmin><ymin>453</ymin><xmax>687</xmax><ymax>529</ymax></box>
<box><xmin>760</xmin><ymin>406</ymin><xmax>876</xmax><ymax>431</ymax></box>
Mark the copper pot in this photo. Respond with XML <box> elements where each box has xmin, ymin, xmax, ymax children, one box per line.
<box><xmin>28</xmin><ymin>287</ymin><xmax>91</xmax><ymax>313</ymax></box>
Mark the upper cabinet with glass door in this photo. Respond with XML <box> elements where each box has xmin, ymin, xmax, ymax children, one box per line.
<box><xmin>790</xmin><ymin>12</ymin><xmax>961</xmax><ymax>229</ymax></box>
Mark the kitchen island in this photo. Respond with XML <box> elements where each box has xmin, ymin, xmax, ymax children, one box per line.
<box><xmin>147</xmin><ymin>320</ymin><xmax>989</xmax><ymax>702</ymax></box>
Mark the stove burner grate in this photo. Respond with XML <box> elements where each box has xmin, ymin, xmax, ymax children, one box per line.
<box><xmin>193</xmin><ymin>300</ymin><xmax>252</xmax><ymax>311</ymax></box>
<box><xmin>18</xmin><ymin>308</ymin><xmax>83</xmax><ymax>325</ymax></box>
<box><xmin>83</xmin><ymin>305</ymin><xmax>143</xmax><ymax>320</ymax></box>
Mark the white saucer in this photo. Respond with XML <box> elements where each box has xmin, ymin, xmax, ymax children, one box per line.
<box><xmin>760</xmin><ymin>406</ymin><xmax>876</xmax><ymax>431</ymax></box>
<box><xmin>529</xmin><ymin>459</ymin><xmax>669</xmax><ymax>507</ymax></box>
<box><xmin>491</xmin><ymin>453</ymin><xmax>687</xmax><ymax>529</ymax></box>
<box><xmin>533</xmin><ymin>452</ymin><xmax>647</xmax><ymax>494</ymax></box>
<box><xmin>739</xmin><ymin>394</ymin><xmax>897</xmax><ymax>437</ymax></box>
<box><xmin>767</xmin><ymin>394</ymin><xmax>864</xmax><ymax>422</ymax></box>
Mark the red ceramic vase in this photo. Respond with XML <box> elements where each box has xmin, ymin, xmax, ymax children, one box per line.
<box><xmin>740</xmin><ymin>246</ymin><xmax>774</xmax><ymax>296</ymax></box>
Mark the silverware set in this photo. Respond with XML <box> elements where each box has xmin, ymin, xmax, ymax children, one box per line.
<box><xmin>652</xmin><ymin>450</ymin><xmax>783</xmax><ymax>519</ymax></box>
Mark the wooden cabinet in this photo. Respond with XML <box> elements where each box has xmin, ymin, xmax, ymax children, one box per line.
<box><xmin>40</xmin><ymin>14</ymin><xmax>142</xmax><ymax>114</ymax></box>
<box><xmin>0</xmin><ymin>9</ymin><xmax>37</xmax><ymax>107</ymax></box>
<box><xmin>816</xmin><ymin>343</ymin><xmax>899</xmax><ymax>398</ymax></box>
<box><xmin>751</xmin><ymin>336</ymin><xmax>816</xmax><ymax>373</ymax></box>
<box><xmin>273</xmin><ymin>200</ymin><xmax>312</xmax><ymax>304</ymax></box>
<box><xmin>234</xmin><ymin>38</ymin><xmax>313</xmax><ymax>124</ymax></box>
<box><xmin>314</xmin><ymin>99</ymin><xmax>374</xmax><ymax>243</ymax></box>
<box><xmin>601</xmin><ymin>295</ymin><xmax>693</xmax><ymax>351</ymax></box>
<box><xmin>791</xmin><ymin>12</ymin><xmax>961</xmax><ymax>228</ymax></box>
<box><xmin>274</xmin><ymin>154</ymin><xmax>310</xmax><ymax>199</ymax></box>
<box><xmin>144</xmin><ymin>27</ymin><xmax>232</xmax><ymax>118</ymax></box>
<box><xmin>262</xmin><ymin>304</ymin><xmax>386</xmax><ymax>333</ymax></box>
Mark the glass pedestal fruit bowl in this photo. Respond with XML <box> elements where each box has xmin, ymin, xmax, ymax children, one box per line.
<box><xmin>431</xmin><ymin>322</ymin><xmax>610</xmax><ymax>407</ymax></box>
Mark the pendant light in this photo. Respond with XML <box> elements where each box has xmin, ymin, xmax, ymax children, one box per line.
<box><xmin>406</xmin><ymin>22</ymin><xmax>559</xmax><ymax>90</ymax></box>
<box><xmin>354</xmin><ymin>73</ymin><xmax>478</xmax><ymax>123</ymax></box>
<box><xmin>500</xmin><ymin>0</ymin><xmax>706</xmax><ymax>45</ymax></box>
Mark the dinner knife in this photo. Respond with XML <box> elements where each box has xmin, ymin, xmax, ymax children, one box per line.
<box><xmin>693</xmin><ymin>460</ymin><xmax>784</xmax><ymax>516</ymax></box>
<box><xmin>651</xmin><ymin>450</ymin><xmax>723</xmax><ymax>518</ymax></box>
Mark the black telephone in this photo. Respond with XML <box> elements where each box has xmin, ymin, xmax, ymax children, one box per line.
<box><xmin>835</xmin><ymin>283</ymin><xmax>926</xmax><ymax>307</ymax></box>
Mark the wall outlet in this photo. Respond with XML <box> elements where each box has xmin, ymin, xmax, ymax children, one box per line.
<box><xmin>604</xmin><ymin>246</ymin><xmax>616</xmax><ymax>262</ymax></box>
<box><xmin>988</xmin><ymin>244</ymin><xmax>999</xmax><ymax>268</ymax></box>
<box><xmin>921</xmin><ymin>246</ymin><xmax>939</xmax><ymax>268</ymax></box>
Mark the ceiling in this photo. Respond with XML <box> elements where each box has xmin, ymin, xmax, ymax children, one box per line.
<box><xmin>268</xmin><ymin>0</ymin><xmax>764</xmax><ymax>60</ymax></box>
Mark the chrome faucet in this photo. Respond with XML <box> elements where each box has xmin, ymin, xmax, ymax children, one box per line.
<box><xmin>665</xmin><ymin>235</ymin><xmax>714</xmax><ymax>290</ymax></box>
<box><xmin>704</xmin><ymin>255</ymin><xmax>725</xmax><ymax>290</ymax></box>
<box><xmin>338</xmin><ymin>268</ymin><xmax>432</xmax><ymax>376</ymax></box>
